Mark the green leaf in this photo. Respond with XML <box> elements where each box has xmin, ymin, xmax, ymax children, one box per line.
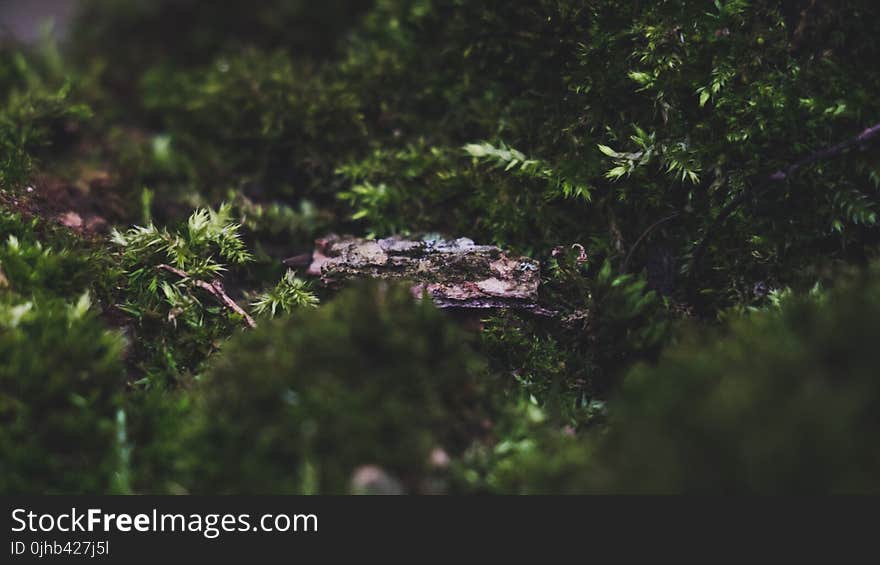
<box><xmin>597</xmin><ymin>144</ymin><xmax>619</xmax><ymax>158</ymax></box>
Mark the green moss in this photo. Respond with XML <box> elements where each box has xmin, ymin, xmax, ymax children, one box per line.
<box><xmin>0</xmin><ymin>212</ymin><xmax>113</xmax><ymax>300</ymax></box>
<box><xmin>589</xmin><ymin>270</ymin><xmax>880</xmax><ymax>493</ymax></box>
<box><xmin>140</xmin><ymin>49</ymin><xmax>366</xmax><ymax>197</ymax></box>
<box><xmin>123</xmin><ymin>388</ymin><xmax>192</xmax><ymax>494</ymax></box>
<box><xmin>71</xmin><ymin>0</ymin><xmax>375</xmax><ymax>81</ymax></box>
<box><xmin>185</xmin><ymin>283</ymin><xmax>489</xmax><ymax>493</ymax></box>
<box><xmin>110</xmin><ymin>205</ymin><xmax>259</xmax><ymax>385</ymax></box>
<box><xmin>483</xmin><ymin>433</ymin><xmax>595</xmax><ymax>495</ymax></box>
<box><xmin>0</xmin><ymin>78</ymin><xmax>91</xmax><ymax>189</ymax></box>
<box><xmin>0</xmin><ymin>295</ymin><xmax>125</xmax><ymax>494</ymax></box>
<box><xmin>2</xmin><ymin>0</ymin><xmax>880</xmax><ymax>495</ymax></box>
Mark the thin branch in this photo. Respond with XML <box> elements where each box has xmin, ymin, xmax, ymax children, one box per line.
<box><xmin>770</xmin><ymin>121</ymin><xmax>880</xmax><ymax>181</ymax></box>
<box><xmin>621</xmin><ymin>213</ymin><xmax>680</xmax><ymax>274</ymax></box>
<box><xmin>282</xmin><ymin>253</ymin><xmax>313</xmax><ymax>268</ymax></box>
<box><xmin>689</xmin><ymin>121</ymin><xmax>880</xmax><ymax>278</ymax></box>
<box><xmin>157</xmin><ymin>264</ymin><xmax>257</xmax><ymax>328</ymax></box>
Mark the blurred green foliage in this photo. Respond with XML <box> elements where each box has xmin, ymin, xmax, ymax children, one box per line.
<box><xmin>0</xmin><ymin>211</ymin><xmax>124</xmax><ymax>494</ymax></box>
<box><xmin>0</xmin><ymin>44</ymin><xmax>91</xmax><ymax>188</ymax></box>
<box><xmin>140</xmin><ymin>49</ymin><xmax>366</xmax><ymax>197</ymax></box>
<box><xmin>591</xmin><ymin>268</ymin><xmax>880</xmax><ymax>493</ymax></box>
<box><xmin>185</xmin><ymin>283</ymin><xmax>488</xmax><ymax>494</ymax></box>
<box><xmin>462</xmin><ymin>268</ymin><xmax>880</xmax><ymax>494</ymax></box>
<box><xmin>71</xmin><ymin>0</ymin><xmax>375</xmax><ymax>83</ymax></box>
<box><xmin>0</xmin><ymin>294</ymin><xmax>125</xmax><ymax>494</ymax></box>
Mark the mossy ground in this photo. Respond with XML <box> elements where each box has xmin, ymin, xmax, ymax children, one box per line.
<box><xmin>1</xmin><ymin>0</ymin><xmax>880</xmax><ymax>493</ymax></box>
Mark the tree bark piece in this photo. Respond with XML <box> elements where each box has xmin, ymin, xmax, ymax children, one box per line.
<box><xmin>307</xmin><ymin>235</ymin><xmax>550</xmax><ymax>314</ymax></box>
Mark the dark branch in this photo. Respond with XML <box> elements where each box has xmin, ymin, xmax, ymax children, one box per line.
<box><xmin>621</xmin><ymin>213</ymin><xmax>680</xmax><ymax>274</ymax></box>
<box><xmin>689</xmin><ymin>121</ymin><xmax>880</xmax><ymax>279</ymax></box>
<box><xmin>157</xmin><ymin>264</ymin><xmax>257</xmax><ymax>328</ymax></box>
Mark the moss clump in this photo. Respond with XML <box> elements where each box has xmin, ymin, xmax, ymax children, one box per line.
<box><xmin>71</xmin><ymin>0</ymin><xmax>374</xmax><ymax>83</ymax></box>
<box><xmin>0</xmin><ymin>210</ymin><xmax>124</xmax><ymax>494</ymax></box>
<box><xmin>185</xmin><ymin>282</ymin><xmax>488</xmax><ymax>494</ymax></box>
<box><xmin>588</xmin><ymin>271</ymin><xmax>880</xmax><ymax>493</ymax></box>
<box><xmin>463</xmin><ymin>269</ymin><xmax>880</xmax><ymax>494</ymax></box>
<box><xmin>482</xmin><ymin>433</ymin><xmax>596</xmax><ymax>495</ymax></box>
<box><xmin>0</xmin><ymin>72</ymin><xmax>91</xmax><ymax>189</ymax></box>
<box><xmin>140</xmin><ymin>49</ymin><xmax>366</xmax><ymax>196</ymax></box>
<box><xmin>0</xmin><ymin>296</ymin><xmax>125</xmax><ymax>494</ymax></box>
<box><xmin>0</xmin><ymin>212</ymin><xmax>113</xmax><ymax>300</ymax></box>
<box><xmin>122</xmin><ymin>388</ymin><xmax>191</xmax><ymax>494</ymax></box>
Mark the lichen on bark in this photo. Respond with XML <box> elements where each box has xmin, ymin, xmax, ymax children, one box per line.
<box><xmin>306</xmin><ymin>234</ymin><xmax>549</xmax><ymax>313</ymax></box>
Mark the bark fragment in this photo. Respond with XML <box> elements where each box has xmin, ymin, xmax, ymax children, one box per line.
<box><xmin>306</xmin><ymin>235</ymin><xmax>550</xmax><ymax>314</ymax></box>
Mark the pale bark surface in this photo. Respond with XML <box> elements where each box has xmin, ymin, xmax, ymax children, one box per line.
<box><xmin>307</xmin><ymin>235</ymin><xmax>549</xmax><ymax>313</ymax></box>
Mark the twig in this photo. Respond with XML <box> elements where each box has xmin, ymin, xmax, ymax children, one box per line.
<box><xmin>621</xmin><ymin>213</ymin><xmax>680</xmax><ymax>274</ymax></box>
<box><xmin>770</xmin><ymin>122</ymin><xmax>880</xmax><ymax>181</ymax></box>
<box><xmin>282</xmin><ymin>253</ymin><xmax>313</xmax><ymax>268</ymax></box>
<box><xmin>157</xmin><ymin>264</ymin><xmax>257</xmax><ymax>328</ymax></box>
<box><xmin>689</xmin><ymin>121</ymin><xmax>880</xmax><ymax>278</ymax></box>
